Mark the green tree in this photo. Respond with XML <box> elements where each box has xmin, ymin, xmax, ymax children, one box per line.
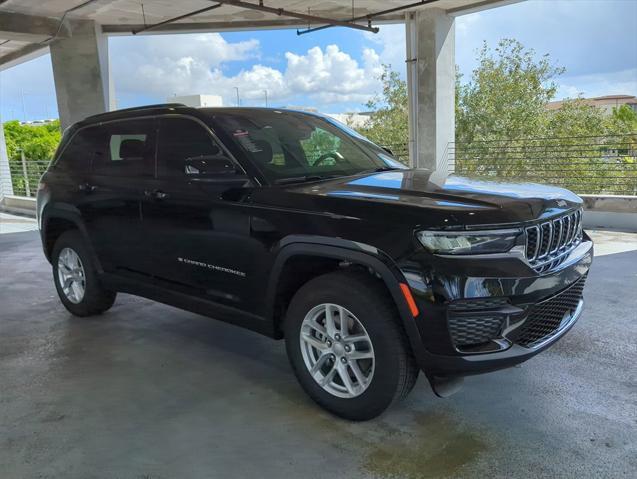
<box><xmin>606</xmin><ymin>104</ymin><xmax>637</xmax><ymax>134</ymax></box>
<box><xmin>358</xmin><ymin>66</ymin><xmax>409</xmax><ymax>162</ymax></box>
<box><xmin>456</xmin><ymin>38</ymin><xmax>565</xmax><ymax>143</ymax></box>
<box><xmin>300</xmin><ymin>127</ymin><xmax>341</xmax><ymax>164</ymax></box>
<box><xmin>3</xmin><ymin>120</ymin><xmax>61</xmax><ymax>195</ymax></box>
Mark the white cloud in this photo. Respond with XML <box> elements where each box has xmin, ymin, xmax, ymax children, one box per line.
<box><xmin>111</xmin><ymin>33</ymin><xmax>260</xmax><ymax>99</ymax></box>
<box><xmin>556</xmin><ymin>68</ymin><xmax>637</xmax><ymax>100</ymax></box>
<box><xmin>111</xmin><ymin>33</ymin><xmax>383</xmax><ymax>109</ymax></box>
<box><xmin>364</xmin><ymin>24</ymin><xmax>406</xmax><ymax>76</ymax></box>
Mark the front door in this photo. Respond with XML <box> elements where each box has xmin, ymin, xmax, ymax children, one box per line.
<box><xmin>140</xmin><ymin>116</ymin><xmax>263</xmax><ymax>313</ymax></box>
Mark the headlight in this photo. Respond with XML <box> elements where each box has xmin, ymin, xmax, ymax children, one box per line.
<box><xmin>416</xmin><ymin>229</ymin><xmax>521</xmax><ymax>255</ymax></box>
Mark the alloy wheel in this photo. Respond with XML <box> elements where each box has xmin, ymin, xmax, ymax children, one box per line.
<box><xmin>299</xmin><ymin>303</ymin><xmax>375</xmax><ymax>398</ymax></box>
<box><xmin>57</xmin><ymin>247</ymin><xmax>86</xmax><ymax>304</ymax></box>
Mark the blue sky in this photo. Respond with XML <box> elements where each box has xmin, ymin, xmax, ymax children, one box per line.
<box><xmin>1</xmin><ymin>0</ymin><xmax>635</xmax><ymax>121</ymax></box>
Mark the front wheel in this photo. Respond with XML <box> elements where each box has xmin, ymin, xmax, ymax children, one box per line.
<box><xmin>284</xmin><ymin>271</ymin><xmax>418</xmax><ymax>421</ymax></box>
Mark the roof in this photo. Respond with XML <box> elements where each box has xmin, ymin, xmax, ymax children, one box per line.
<box><xmin>546</xmin><ymin>95</ymin><xmax>637</xmax><ymax>111</ymax></box>
<box><xmin>73</xmin><ymin>103</ymin><xmax>333</xmax><ymax>129</ymax></box>
<box><xmin>591</xmin><ymin>95</ymin><xmax>637</xmax><ymax>101</ymax></box>
<box><xmin>1</xmin><ymin>0</ymin><xmax>521</xmax><ymax>70</ymax></box>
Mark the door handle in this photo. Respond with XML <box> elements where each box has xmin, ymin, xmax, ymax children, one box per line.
<box><xmin>78</xmin><ymin>182</ymin><xmax>96</xmax><ymax>192</ymax></box>
<box><xmin>144</xmin><ymin>189</ymin><xmax>169</xmax><ymax>200</ymax></box>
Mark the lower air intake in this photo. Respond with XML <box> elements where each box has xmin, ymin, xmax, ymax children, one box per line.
<box><xmin>516</xmin><ymin>274</ymin><xmax>587</xmax><ymax>348</ymax></box>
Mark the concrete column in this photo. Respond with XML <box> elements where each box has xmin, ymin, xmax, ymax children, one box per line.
<box><xmin>50</xmin><ymin>20</ymin><xmax>111</xmax><ymax>130</ymax></box>
<box><xmin>0</xmin><ymin>115</ymin><xmax>14</xmax><ymax>199</ymax></box>
<box><xmin>405</xmin><ymin>9</ymin><xmax>455</xmax><ymax>172</ymax></box>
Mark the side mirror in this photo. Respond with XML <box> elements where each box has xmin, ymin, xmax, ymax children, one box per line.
<box><xmin>184</xmin><ymin>155</ymin><xmax>237</xmax><ymax>177</ymax></box>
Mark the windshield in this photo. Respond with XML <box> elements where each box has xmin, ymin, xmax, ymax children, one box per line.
<box><xmin>208</xmin><ymin>109</ymin><xmax>406</xmax><ymax>184</ymax></box>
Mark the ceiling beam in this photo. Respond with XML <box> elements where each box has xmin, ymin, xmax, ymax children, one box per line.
<box><xmin>297</xmin><ymin>0</ymin><xmax>439</xmax><ymax>36</ymax></box>
<box><xmin>447</xmin><ymin>0</ymin><xmax>524</xmax><ymax>16</ymax></box>
<box><xmin>132</xmin><ymin>3</ymin><xmax>223</xmax><ymax>35</ymax></box>
<box><xmin>0</xmin><ymin>42</ymin><xmax>49</xmax><ymax>71</ymax></box>
<box><xmin>0</xmin><ymin>11</ymin><xmax>70</xmax><ymax>42</ymax></box>
<box><xmin>212</xmin><ymin>0</ymin><xmax>379</xmax><ymax>33</ymax></box>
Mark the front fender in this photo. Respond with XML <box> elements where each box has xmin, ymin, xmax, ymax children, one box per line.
<box><xmin>265</xmin><ymin>236</ymin><xmax>429</xmax><ymax>370</ymax></box>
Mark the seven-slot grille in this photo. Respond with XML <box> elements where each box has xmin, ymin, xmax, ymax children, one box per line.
<box><xmin>515</xmin><ymin>273</ymin><xmax>587</xmax><ymax>348</ymax></box>
<box><xmin>525</xmin><ymin>209</ymin><xmax>583</xmax><ymax>273</ymax></box>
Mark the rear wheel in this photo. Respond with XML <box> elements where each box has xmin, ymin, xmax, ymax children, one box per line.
<box><xmin>285</xmin><ymin>271</ymin><xmax>418</xmax><ymax>421</ymax></box>
<box><xmin>52</xmin><ymin>230</ymin><xmax>116</xmax><ymax>316</ymax></box>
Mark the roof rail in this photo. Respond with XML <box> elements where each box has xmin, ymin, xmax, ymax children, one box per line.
<box><xmin>83</xmin><ymin>103</ymin><xmax>188</xmax><ymax>122</ymax></box>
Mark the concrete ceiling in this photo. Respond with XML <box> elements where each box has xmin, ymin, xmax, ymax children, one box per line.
<box><xmin>0</xmin><ymin>0</ymin><xmax>519</xmax><ymax>69</ymax></box>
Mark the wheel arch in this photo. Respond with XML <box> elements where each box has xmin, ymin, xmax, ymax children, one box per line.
<box><xmin>41</xmin><ymin>204</ymin><xmax>103</xmax><ymax>273</ymax></box>
<box><xmin>266</xmin><ymin>238</ymin><xmax>427</xmax><ymax>368</ymax></box>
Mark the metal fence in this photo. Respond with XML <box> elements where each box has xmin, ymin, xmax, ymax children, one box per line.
<box><xmin>7</xmin><ymin>152</ymin><xmax>49</xmax><ymax>197</ymax></box>
<box><xmin>7</xmin><ymin>134</ymin><xmax>637</xmax><ymax>197</ymax></box>
<box><xmin>384</xmin><ymin>134</ymin><xmax>637</xmax><ymax>196</ymax></box>
<box><xmin>449</xmin><ymin>134</ymin><xmax>637</xmax><ymax>195</ymax></box>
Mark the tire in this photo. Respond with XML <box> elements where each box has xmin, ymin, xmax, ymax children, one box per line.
<box><xmin>52</xmin><ymin>230</ymin><xmax>116</xmax><ymax>317</ymax></box>
<box><xmin>284</xmin><ymin>270</ymin><xmax>418</xmax><ymax>421</ymax></box>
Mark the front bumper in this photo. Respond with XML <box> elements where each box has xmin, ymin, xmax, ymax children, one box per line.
<box><xmin>398</xmin><ymin>235</ymin><xmax>593</xmax><ymax>378</ymax></box>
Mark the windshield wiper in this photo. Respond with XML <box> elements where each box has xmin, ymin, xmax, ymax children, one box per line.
<box><xmin>364</xmin><ymin>166</ymin><xmax>403</xmax><ymax>173</ymax></box>
<box><xmin>274</xmin><ymin>175</ymin><xmax>337</xmax><ymax>185</ymax></box>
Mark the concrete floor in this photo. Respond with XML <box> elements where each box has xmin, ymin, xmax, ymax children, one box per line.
<box><xmin>1</xmin><ymin>230</ymin><xmax>635</xmax><ymax>479</ymax></box>
<box><xmin>0</xmin><ymin>212</ymin><xmax>38</xmax><ymax>235</ymax></box>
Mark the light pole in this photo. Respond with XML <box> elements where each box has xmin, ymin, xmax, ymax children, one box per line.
<box><xmin>264</xmin><ymin>89</ymin><xmax>268</xmax><ymax>107</ymax></box>
<box><xmin>234</xmin><ymin>87</ymin><xmax>240</xmax><ymax>106</ymax></box>
<box><xmin>20</xmin><ymin>89</ymin><xmax>27</xmax><ymax>122</ymax></box>
<box><xmin>17</xmin><ymin>148</ymin><xmax>30</xmax><ymax>197</ymax></box>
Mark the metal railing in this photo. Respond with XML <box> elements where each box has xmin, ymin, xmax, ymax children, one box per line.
<box><xmin>7</xmin><ymin>153</ymin><xmax>49</xmax><ymax>197</ymax></box>
<box><xmin>384</xmin><ymin>134</ymin><xmax>637</xmax><ymax>196</ymax></box>
<box><xmin>449</xmin><ymin>134</ymin><xmax>636</xmax><ymax>195</ymax></box>
<box><xmin>7</xmin><ymin>134</ymin><xmax>637</xmax><ymax>197</ymax></box>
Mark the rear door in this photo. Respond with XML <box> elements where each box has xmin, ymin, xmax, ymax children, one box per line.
<box><xmin>80</xmin><ymin>118</ymin><xmax>157</xmax><ymax>275</ymax></box>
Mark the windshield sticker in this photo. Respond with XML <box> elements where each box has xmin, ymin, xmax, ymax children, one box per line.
<box><xmin>236</xmin><ymin>134</ymin><xmax>262</xmax><ymax>153</ymax></box>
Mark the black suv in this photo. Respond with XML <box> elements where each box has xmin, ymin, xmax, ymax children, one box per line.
<box><xmin>38</xmin><ymin>104</ymin><xmax>593</xmax><ymax>420</ymax></box>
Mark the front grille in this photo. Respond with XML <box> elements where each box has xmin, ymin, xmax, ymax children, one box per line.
<box><xmin>516</xmin><ymin>274</ymin><xmax>587</xmax><ymax>348</ymax></box>
<box><xmin>525</xmin><ymin>209</ymin><xmax>583</xmax><ymax>273</ymax></box>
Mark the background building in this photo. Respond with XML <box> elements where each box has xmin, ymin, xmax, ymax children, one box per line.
<box><xmin>547</xmin><ymin>94</ymin><xmax>637</xmax><ymax>114</ymax></box>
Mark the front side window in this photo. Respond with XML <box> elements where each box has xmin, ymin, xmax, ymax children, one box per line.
<box><xmin>92</xmin><ymin>119</ymin><xmax>156</xmax><ymax>177</ymax></box>
<box><xmin>156</xmin><ymin>117</ymin><xmax>226</xmax><ymax>178</ymax></box>
<box><xmin>208</xmin><ymin>110</ymin><xmax>406</xmax><ymax>184</ymax></box>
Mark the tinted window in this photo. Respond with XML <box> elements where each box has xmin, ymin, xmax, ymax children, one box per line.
<box><xmin>92</xmin><ymin>119</ymin><xmax>156</xmax><ymax>177</ymax></box>
<box><xmin>55</xmin><ymin>126</ymin><xmax>104</xmax><ymax>174</ymax></box>
<box><xmin>156</xmin><ymin>117</ymin><xmax>224</xmax><ymax>178</ymax></box>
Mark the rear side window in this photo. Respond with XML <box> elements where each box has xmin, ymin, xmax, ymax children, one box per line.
<box><xmin>55</xmin><ymin>126</ymin><xmax>104</xmax><ymax>174</ymax></box>
<box><xmin>156</xmin><ymin>117</ymin><xmax>225</xmax><ymax>178</ymax></box>
<box><xmin>92</xmin><ymin>118</ymin><xmax>156</xmax><ymax>177</ymax></box>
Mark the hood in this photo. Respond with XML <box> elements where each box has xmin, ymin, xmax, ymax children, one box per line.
<box><xmin>282</xmin><ymin>169</ymin><xmax>582</xmax><ymax>227</ymax></box>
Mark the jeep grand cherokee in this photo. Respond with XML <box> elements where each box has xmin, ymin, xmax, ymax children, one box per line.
<box><xmin>37</xmin><ymin>104</ymin><xmax>593</xmax><ymax>420</ymax></box>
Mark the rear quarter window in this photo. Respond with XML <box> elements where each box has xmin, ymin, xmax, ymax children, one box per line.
<box><xmin>54</xmin><ymin>126</ymin><xmax>104</xmax><ymax>174</ymax></box>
